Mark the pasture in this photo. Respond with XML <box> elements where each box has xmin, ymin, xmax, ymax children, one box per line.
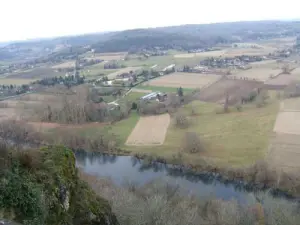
<box><xmin>145</xmin><ymin>73</ymin><xmax>221</xmax><ymax>89</ymax></box>
<box><xmin>126</xmin><ymin>114</ymin><xmax>170</xmax><ymax>146</ymax></box>
<box><xmin>124</xmin><ymin>100</ymin><xmax>279</xmax><ymax>166</ymax></box>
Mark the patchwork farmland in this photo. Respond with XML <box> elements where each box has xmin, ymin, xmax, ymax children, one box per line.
<box><xmin>145</xmin><ymin>72</ymin><xmax>221</xmax><ymax>89</ymax></box>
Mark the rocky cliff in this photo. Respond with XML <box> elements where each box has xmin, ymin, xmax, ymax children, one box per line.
<box><xmin>0</xmin><ymin>145</ymin><xmax>118</xmax><ymax>225</ymax></box>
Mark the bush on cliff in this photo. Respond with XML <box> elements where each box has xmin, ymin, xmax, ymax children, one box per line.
<box><xmin>0</xmin><ymin>145</ymin><xmax>118</xmax><ymax>225</ymax></box>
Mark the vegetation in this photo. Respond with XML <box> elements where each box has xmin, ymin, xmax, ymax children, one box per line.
<box><xmin>182</xmin><ymin>132</ymin><xmax>205</xmax><ymax>153</ymax></box>
<box><xmin>0</xmin><ymin>145</ymin><xmax>118</xmax><ymax>225</ymax></box>
<box><xmin>82</xmin><ymin>173</ymin><xmax>300</xmax><ymax>225</ymax></box>
<box><xmin>122</xmin><ymin>100</ymin><xmax>279</xmax><ymax>166</ymax></box>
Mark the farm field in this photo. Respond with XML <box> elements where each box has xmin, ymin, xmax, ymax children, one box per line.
<box><xmin>145</xmin><ymin>73</ymin><xmax>221</xmax><ymax>89</ymax></box>
<box><xmin>6</xmin><ymin>67</ymin><xmax>64</xmax><ymax>79</ymax></box>
<box><xmin>0</xmin><ymin>78</ymin><xmax>36</xmax><ymax>85</ymax></box>
<box><xmin>123</xmin><ymin>91</ymin><xmax>145</xmax><ymax>102</ymax></box>
<box><xmin>84</xmin><ymin>52</ymin><xmax>127</xmax><ymax>61</ymax></box>
<box><xmin>268</xmin><ymin>96</ymin><xmax>300</xmax><ymax>172</ymax></box>
<box><xmin>228</xmin><ymin>68</ymin><xmax>281</xmax><ymax>81</ymax></box>
<box><xmin>107</xmin><ymin>67</ymin><xmax>141</xmax><ymax>79</ymax></box>
<box><xmin>122</xmin><ymin>100</ymin><xmax>279</xmax><ymax>166</ymax></box>
<box><xmin>52</xmin><ymin>61</ymin><xmax>75</xmax><ymax>69</ymax></box>
<box><xmin>135</xmin><ymin>85</ymin><xmax>194</xmax><ymax>93</ymax></box>
<box><xmin>264</xmin><ymin>74</ymin><xmax>296</xmax><ymax>86</ymax></box>
<box><xmin>126</xmin><ymin>114</ymin><xmax>170</xmax><ymax>146</ymax></box>
<box><xmin>174</xmin><ymin>50</ymin><xmax>225</xmax><ymax>58</ymax></box>
<box><xmin>281</xmin><ymin>97</ymin><xmax>300</xmax><ymax>111</ymax></box>
<box><xmin>197</xmin><ymin>78</ymin><xmax>263</xmax><ymax>105</ymax></box>
<box><xmin>224</xmin><ymin>47</ymin><xmax>276</xmax><ymax>57</ymax></box>
<box><xmin>273</xmin><ymin>111</ymin><xmax>300</xmax><ymax>134</ymax></box>
<box><xmin>268</xmin><ymin>133</ymin><xmax>300</xmax><ymax>173</ymax></box>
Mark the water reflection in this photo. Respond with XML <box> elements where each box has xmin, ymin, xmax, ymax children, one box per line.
<box><xmin>75</xmin><ymin>151</ymin><xmax>293</xmax><ymax>202</ymax></box>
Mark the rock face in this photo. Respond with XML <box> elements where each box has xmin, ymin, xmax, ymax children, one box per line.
<box><xmin>0</xmin><ymin>146</ymin><xmax>118</xmax><ymax>225</ymax></box>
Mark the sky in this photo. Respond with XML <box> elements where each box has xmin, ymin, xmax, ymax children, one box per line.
<box><xmin>1</xmin><ymin>0</ymin><xmax>299</xmax><ymax>42</ymax></box>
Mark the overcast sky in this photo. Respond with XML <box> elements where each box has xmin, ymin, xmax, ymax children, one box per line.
<box><xmin>1</xmin><ymin>0</ymin><xmax>299</xmax><ymax>42</ymax></box>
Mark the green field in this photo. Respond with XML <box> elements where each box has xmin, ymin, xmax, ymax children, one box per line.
<box><xmin>135</xmin><ymin>84</ymin><xmax>194</xmax><ymax>93</ymax></box>
<box><xmin>122</xmin><ymin>53</ymin><xmax>212</xmax><ymax>68</ymax></box>
<box><xmin>123</xmin><ymin>92</ymin><xmax>145</xmax><ymax>102</ymax></box>
<box><xmin>99</xmin><ymin>100</ymin><xmax>279</xmax><ymax>167</ymax></box>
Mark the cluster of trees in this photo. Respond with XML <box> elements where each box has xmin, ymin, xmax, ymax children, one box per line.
<box><xmin>30</xmin><ymin>86</ymin><xmax>131</xmax><ymax>124</ymax></box>
<box><xmin>33</xmin><ymin>75</ymin><xmax>85</xmax><ymax>88</ymax></box>
<box><xmin>104</xmin><ymin>61</ymin><xmax>125</xmax><ymax>69</ymax></box>
<box><xmin>0</xmin><ymin>84</ymin><xmax>30</xmax><ymax>96</ymax></box>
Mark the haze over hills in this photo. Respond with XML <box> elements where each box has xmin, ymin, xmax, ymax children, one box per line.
<box><xmin>1</xmin><ymin>20</ymin><xmax>300</xmax><ymax>62</ymax></box>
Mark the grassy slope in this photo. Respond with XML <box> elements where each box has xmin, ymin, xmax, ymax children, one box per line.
<box><xmin>121</xmin><ymin>100</ymin><xmax>279</xmax><ymax>167</ymax></box>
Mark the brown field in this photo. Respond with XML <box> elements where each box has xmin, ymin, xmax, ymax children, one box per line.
<box><xmin>52</xmin><ymin>61</ymin><xmax>75</xmax><ymax>69</ymax></box>
<box><xmin>228</xmin><ymin>68</ymin><xmax>281</xmax><ymax>81</ymax></box>
<box><xmin>107</xmin><ymin>67</ymin><xmax>141</xmax><ymax>79</ymax></box>
<box><xmin>197</xmin><ymin>78</ymin><xmax>263</xmax><ymax>104</ymax></box>
<box><xmin>174</xmin><ymin>50</ymin><xmax>225</xmax><ymax>58</ymax></box>
<box><xmin>146</xmin><ymin>73</ymin><xmax>221</xmax><ymax>89</ymax></box>
<box><xmin>126</xmin><ymin>114</ymin><xmax>170</xmax><ymax>146</ymax></box>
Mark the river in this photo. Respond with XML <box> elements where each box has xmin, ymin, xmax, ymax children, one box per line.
<box><xmin>76</xmin><ymin>151</ymin><xmax>278</xmax><ymax>203</ymax></box>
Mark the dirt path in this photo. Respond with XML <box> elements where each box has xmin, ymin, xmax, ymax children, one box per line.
<box><xmin>267</xmin><ymin>98</ymin><xmax>300</xmax><ymax>173</ymax></box>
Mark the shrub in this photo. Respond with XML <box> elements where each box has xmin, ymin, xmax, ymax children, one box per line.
<box><xmin>182</xmin><ymin>132</ymin><xmax>205</xmax><ymax>153</ymax></box>
<box><xmin>255</xmin><ymin>91</ymin><xmax>269</xmax><ymax>108</ymax></box>
<box><xmin>131</xmin><ymin>102</ymin><xmax>138</xmax><ymax>110</ymax></box>
<box><xmin>174</xmin><ymin>112</ymin><xmax>189</xmax><ymax>128</ymax></box>
<box><xmin>235</xmin><ymin>103</ymin><xmax>242</xmax><ymax>111</ymax></box>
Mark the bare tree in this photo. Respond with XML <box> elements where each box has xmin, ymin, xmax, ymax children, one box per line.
<box><xmin>174</xmin><ymin>112</ymin><xmax>189</xmax><ymax>128</ymax></box>
<box><xmin>182</xmin><ymin>132</ymin><xmax>205</xmax><ymax>153</ymax></box>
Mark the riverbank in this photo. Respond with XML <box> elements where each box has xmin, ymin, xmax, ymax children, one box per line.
<box><xmin>80</xmin><ymin>171</ymin><xmax>300</xmax><ymax>225</ymax></box>
<box><xmin>1</xmin><ymin>118</ymin><xmax>300</xmax><ymax>198</ymax></box>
